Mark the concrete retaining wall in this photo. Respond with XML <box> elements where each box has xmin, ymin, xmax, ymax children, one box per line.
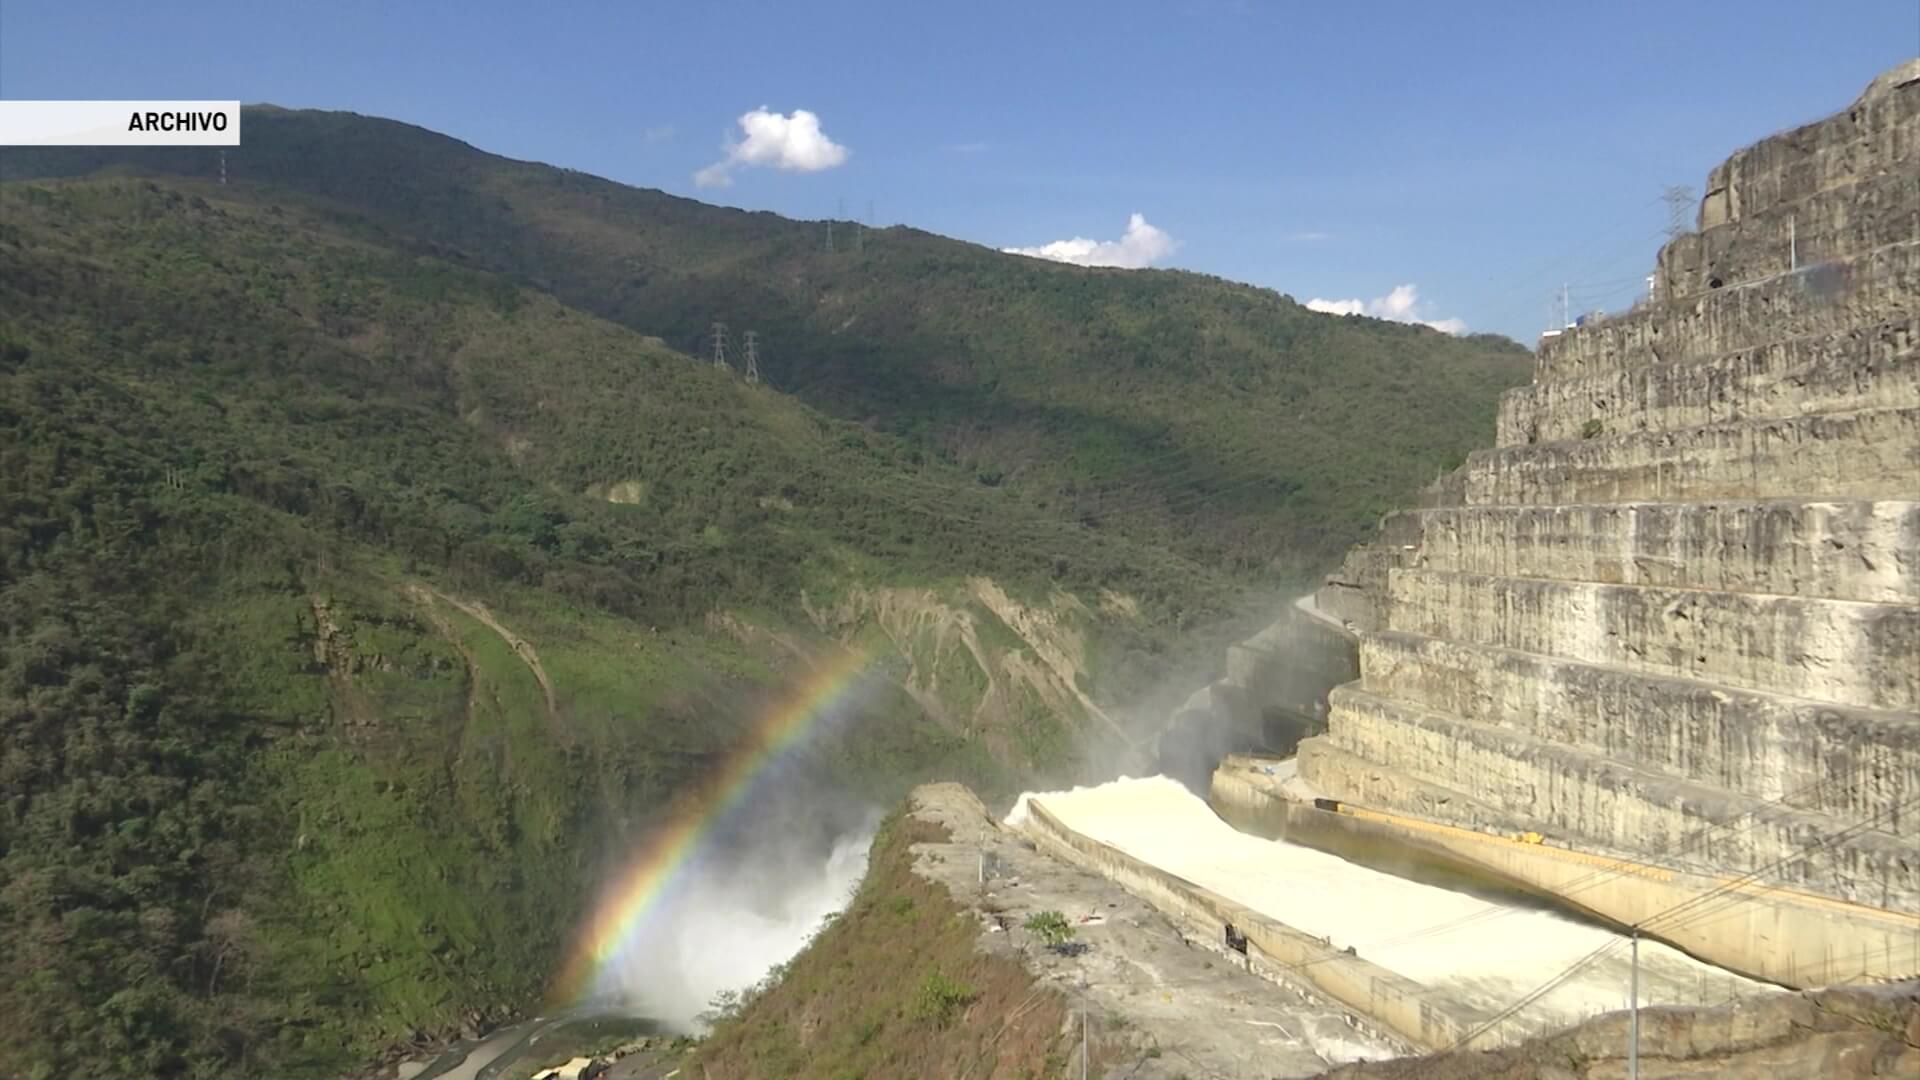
<box><xmin>1015</xmin><ymin>799</ymin><xmax>1515</xmax><ymax>1051</ymax></box>
<box><xmin>1212</xmin><ymin>763</ymin><xmax>1920</xmax><ymax>989</ymax></box>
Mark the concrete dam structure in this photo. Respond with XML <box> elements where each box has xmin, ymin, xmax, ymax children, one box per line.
<box><xmin>1286</xmin><ymin>61</ymin><xmax>1920</xmax><ymax>988</ymax></box>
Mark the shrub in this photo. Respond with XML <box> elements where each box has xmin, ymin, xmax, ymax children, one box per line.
<box><xmin>1023</xmin><ymin>910</ymin><xmax>1076</xmax><ymax>952</ymax></box>
<box><xmin>911</xmin><ymin>970</ymin><xmax>975</xmax><ymax>1027</ymax></box>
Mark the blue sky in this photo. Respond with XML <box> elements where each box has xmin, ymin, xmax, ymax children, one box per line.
<box><xmin>4</xmin><ymin>1</ymin><xmax>1916</xmax><ymax>341</ymax></box>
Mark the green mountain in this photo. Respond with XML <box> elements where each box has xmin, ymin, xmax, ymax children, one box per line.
<box><xmin>0</xmin><ymin>114</ymin><xmax>1528</xmax><ymax>1079</ymax></box>
<box><xmin>5</xmin><ymin>106</ymin><xmax>1532</xmax><ymax>579</ymax></box>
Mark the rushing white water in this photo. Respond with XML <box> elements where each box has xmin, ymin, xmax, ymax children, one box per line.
<box><xmin>1013</xmin><ymin>776</ymin><xmax>1772</xmax><ymax>1032</ymax></box>
<box><xmin>595</xmin><ymin>819</ymin><xmax>877</xmax><ymax>1031</ymax></box>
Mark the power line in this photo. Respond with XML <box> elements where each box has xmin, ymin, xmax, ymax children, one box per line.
<box><xmin>1662</xmin><ymin>185</ymin><xmax>1697</xmax><ymax>241</ymax></box>
<box><xmin>1264</xmin><ymin>772</ymin><xmax>1863</xmax><ymax>981</ymax></box>
<box><xmin>1447</xmin><ymin>938</ymin><xmax>1625</xmax><ymax>1050</ymax></box>
<box><xmin>1220</xmin><ymin>781</ymin><xmax>1916</xmax><ymax>1057</ymax></box>
<box><xmin>1641</xmin><ymin>791</ymin><xmax>1920</xmax><ymax>941</ymax></box>
<box><xmin>1472</xmin><ymin>223</ymin><xmax>1669</xmax><ymax>331</ymax></box>
<box><xmin>1450</xmin><ymin>188</ymin><xmax>1667</xmax><ymax>324</ymax></box>
<box><xmin>1438</xmin><ymin>791</ymin><xmax>1920</xmax><ymax>1057</ymax></box>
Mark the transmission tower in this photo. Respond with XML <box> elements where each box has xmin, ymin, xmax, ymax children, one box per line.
<box><xmin>1546</xmin><ymin>282</ymin><xmax>1572</xmax><ymax>333</ymax></box>
<box><xmin>708</xmin><ymin>321</ymin><xmax>731</xmax><ymax>372</ymax></box>
<box><xmin>742</xmin><ymin>330</ymin><xmax>762</xmax><ymax>384</ymax></box>
<box><xmin>1662</xmin><ymin>184</ymin><xmax>1695</xmax><ymax>240</ymax></box>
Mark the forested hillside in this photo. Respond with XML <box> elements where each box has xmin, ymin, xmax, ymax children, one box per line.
<box><xmin>1</xmin><ymin>118</ymin><xmax>1527</xmax><ymax>1080</ymax></box>
<box><xmin>6</xmin><ymin>106</ymin><xmax>1533</xmax><ymax>579</ymax></box>
<box><xmin>0</xmin><ymin>177</ymin><xmax>1221</xmax><ymax>1078</ymax></box>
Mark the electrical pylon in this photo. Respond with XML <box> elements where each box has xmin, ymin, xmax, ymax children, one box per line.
<box><xmin>743</xmin><ymin>330</ymin><xmax>762</xmax><ymax>384</ymax></box>
<box><xmin>708</xmin><ymin>321</ymin><xmax>731</xmax><ymax>371</ymax></box>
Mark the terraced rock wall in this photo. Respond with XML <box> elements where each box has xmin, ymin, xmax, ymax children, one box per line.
<box><xmin>1305</xmin><ymin>61</ymin><xmax>1920</xmax><ymax>984</ymax></box>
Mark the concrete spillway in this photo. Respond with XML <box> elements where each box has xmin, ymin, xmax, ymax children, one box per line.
<box><xmin>1012</xmin><ymin>776</ymin><xmax>1772</xmax><ymax>1050</ymax></box>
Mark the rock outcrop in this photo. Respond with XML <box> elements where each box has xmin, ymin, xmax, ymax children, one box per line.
<box><xmin>1303</xmin><ymin>61</ymin><xmax>1920</xmax><ymax>986</ymax></box>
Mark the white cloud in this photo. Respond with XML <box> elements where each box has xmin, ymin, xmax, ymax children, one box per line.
<box><xmin>695</xmin><ymin>107</ymin><xmax>849</xmax><ymax>188</ymax></box>
<box><xmin>1002</xmin><ymin>213</ymin><xmax>1177</xmax><ymax>269</ymax></box>
<box><xmin>643</xmin><ymin>124</ymin><xmax>676</xmax><ymax>144</ymax></box>
<box><xmin>1306</xmin><ymin>284</ymin><xmax>1467</xmax><ymax>334</ymax></box>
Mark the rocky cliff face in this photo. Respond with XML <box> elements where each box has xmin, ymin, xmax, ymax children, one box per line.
<box><xmin>1305</xmin><ymin>61</ymin><xmax>1920</xmax><ymax>983</ymax></box>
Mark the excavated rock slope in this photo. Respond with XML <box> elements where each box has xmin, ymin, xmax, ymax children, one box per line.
<box><xmin>1309</xmin><ymin>61</ymin><xmax>1920</xmax><ymax>987</ymax></box>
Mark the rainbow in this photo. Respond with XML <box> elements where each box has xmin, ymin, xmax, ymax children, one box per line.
<box><xmin>550</xmin><ymin>646</ymin><xmax>870</xmax><ymax>1004</ymax></box>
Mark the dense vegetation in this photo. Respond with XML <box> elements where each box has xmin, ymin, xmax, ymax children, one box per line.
<box><xmin>1</xmin><ymin>114</ymin><xmax>1528</xmax><ymax>1079</ymax></box>
<box><xmin>5</xmin><ymin>107</ymin><xmax>1532</xmax><ymax>579</ymax></box>
<box><xmin>0</xmin><ymin>178</ymin><xmax>1209</xmax><ymax>1078</ymax></box>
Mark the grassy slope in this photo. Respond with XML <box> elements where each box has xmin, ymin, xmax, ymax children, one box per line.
<box><xmin>0</xmin><ymin>177</ymin><xmax>1224</xmax><ymax>1079</ymax></box>
<box><xmin>3</xmin><ymin>107</ymin><xmax>1534</xmax><ymax>581</ymax></box>
<box><xmin>692</xmin><ymin>809</ymin><xmax>1075</xmax><ymax>1080</ymax></box>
